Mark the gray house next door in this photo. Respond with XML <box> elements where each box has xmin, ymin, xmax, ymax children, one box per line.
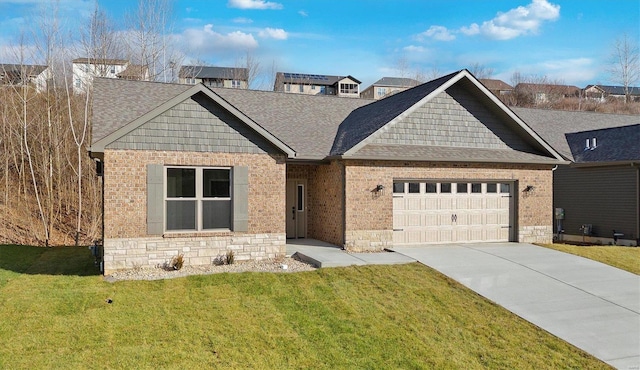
<box><xmin>286</xmin><ymin>179</ymin><xmax>307</xmax><ymax>238</ymax></box>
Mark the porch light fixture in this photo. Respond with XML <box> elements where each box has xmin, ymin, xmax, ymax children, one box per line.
<box><xmin>375</xmin><ymin>184</ymin><xmax>385</xmax><ymax>192</ymax></box>
<box><xmin>523</xmin><ymin>185</ymin><xmax>535</xmax><ymax>192</ymax></box>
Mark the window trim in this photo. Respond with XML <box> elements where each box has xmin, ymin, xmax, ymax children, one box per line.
<box><xmin>164</xmin><ymin>166</ymin><xmax>232</xmax><ymax>232</ymax></box>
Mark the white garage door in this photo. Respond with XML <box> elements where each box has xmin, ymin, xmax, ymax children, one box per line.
<box><xmin>393</xmin><ymin>181</ymin><xmax>513</xmax><ymax>245</ymax></box>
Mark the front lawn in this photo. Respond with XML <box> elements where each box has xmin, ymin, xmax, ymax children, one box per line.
<box><xmin>0</xmin><ymin>245</ymin><xmax>609</xmax><ymax>369</ymax></box>
<box><xmin>541</xmin><ymin>243</ymin><xmax>640</xmax><ymax>274</ymax></box>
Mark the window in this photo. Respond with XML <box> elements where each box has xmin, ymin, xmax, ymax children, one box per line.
<box><xmin>393</xmin><ymin>182</ymin><xmax>404</xmax><ymax>193</ymax></box>
<box><xmin>232</xmin><ymin>80</ymin><xmax>241</xmax><ymax>88</ymax></box>
<box><xmin>311</xmin><ymin>85</ymin><xmax>316</xmax><ymax>90</ymax></box>
<box><xmin>440</xmin><ymin>183</ymin><xmax>452</xmax><ymax>193</ymax></box>
<box><xmin>500</xmin><ymin>183</ymin><xmax>510</xmax><ymax>193</ymax></box>
<box><xmin>471</xmin><ymin>183</ymin><xmax>482</xmax><ymax>193</ymax></box>
<box><xmin>487</xmin><ymin>183</ymin><xmax>497</xmax><ymax>193</ymax></box>
<box><xmin>286</xmin><ymin>83</ymin><xmax>291</xmax><ymax>92</ymax></box>
<box><xmin>408</xmin><ymin>183</ymin><xmax>420</xmax><ymax>193</ymax></box>
<box><xmin>340</xmin><ymin>83</ymin><xmax>358</xmax><ymax>94</ymax></box>
<box><xmin>165</xmin><ymin>167</ymin><xmax>231</xmax><ymax>231</ymax></box>
<box><xmin>110</xmin><ymin>66</ymin><xmax>116</xmax><ymax>74</ymax></box>
<box><xmin>426</xmin><ymin>183</ymin><xmax>437</xmax><ymax>193</ymax></box>
<box><xmin>377</xmin><ymin>87</ymin><xmax>386</xmax><ymax>97</ymax></box>
<box><xmin>457</xmin><ymin>183</ymin><xmax>468</xmax><ymax>193</ymax></box>
<box><xmin>299</xmin><ymin>84</ymin><xmax>304</xmax><ymax>93</ymax></box>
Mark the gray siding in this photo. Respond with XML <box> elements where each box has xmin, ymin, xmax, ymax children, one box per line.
<box><xmin>109</xmin><ymin>93</ymin><xmax>276</xmax><ymax>153</ymax></box>
<box><xmin>554</xmin><ymin>165</ymin><xmax>639</xmax><ymax>240</ymax></box>
<box><xmin>373</xmin><ymin>85</ymin><xmax>533</xmax><ymax>151</ymax></box>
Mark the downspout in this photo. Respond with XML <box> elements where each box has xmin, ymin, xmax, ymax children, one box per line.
<box><xmin>635</xmin><ymin>163</ymin><xmax>639</xmax><ymax>246</ymax></box>
<box><xmin>341</xmin><ymin>160</ymin><xmax>347</xmax><ymax>250</ymax></box>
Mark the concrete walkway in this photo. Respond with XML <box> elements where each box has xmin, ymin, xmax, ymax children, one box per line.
<box><xmin>392</xmin><ymin>243</ymin><xmax>640</xmax><ymax>370</ymax></box>
<box><xmin>286</xmin><ymin>239</ymin><xmax>416</xmax><ymax>267</ymax></box>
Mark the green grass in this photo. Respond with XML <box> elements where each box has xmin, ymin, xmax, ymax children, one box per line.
<box><xmin>0</xmin><ymin>245</ymin><xmax>609</xmax><ymax>369</ymax></box>
<box><xmin>541</xmin><ymin>243</ymin><xmax>640</xmax><ymax>275</ymax></box>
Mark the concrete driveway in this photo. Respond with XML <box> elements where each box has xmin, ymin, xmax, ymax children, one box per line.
<box><xmin>392</xmin><ymin>243</ymin><xmax>640</xmax><ymax>370</ymax></box>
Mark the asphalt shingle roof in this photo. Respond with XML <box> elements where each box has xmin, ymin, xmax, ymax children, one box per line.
<box><xmin>92</xmin><ymin>78</ymin><xmax>191</xmax><ymax>143</ymax></box>
<box><xmin>331</xmin><ymin>71</ymin><xmax>460</xmax><ymax>155</ymax></box>
<box><xmin>512</xmin><ymin>107</ymin><xmax>640</xmax><ymax>161</ymax></box>
<box><xmin>566</xmin><ymin>124</ymin><xmax>640</xmax><ymax>162</ymax></box>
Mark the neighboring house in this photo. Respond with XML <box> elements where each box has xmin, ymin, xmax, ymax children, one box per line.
<box><xmin>479</xmin><ymin>79</ymin><xmax>513</xmax><ymax>97</ymax></box>
<box><xmin>72</xmin><ymin>58</ymin><xmax>148</xmax><ymax>93</ymax></box>
<box><xmin>360</xmin><ymin>77</ymin><xmax>421</xmax><ymax>100</ymax></box>
<box><xmin>514</xmin><ymin>83</ymin><xmax>581</xmax><ymax>105</ymax></box>
<box><xmin>584</xmin><ymin>84</ymin><xmax>640</xmax><ymax>102</ymax></box>
<box><xmin>0</xmin><ymin>63</ymin><xmax>51</xmax><ymax>92</ymax></box>
<box><xmin>274</xmin><ymin>72</ymin><xmax>361</xmax><ymax>98</ymax></box>
<box><xmin>90</xmin><ymin>70</ymin><xmax>564</xmax><ymax>274</ymax></box>
<box><xmin>178</xmin><ymin>66</ymin><xmax>248</xmax><ymax>89</ymax></box>
<box><xmin>514</xmin><ymin>107</ymin><xmax>640</xmax><ymax>246</ymax></box>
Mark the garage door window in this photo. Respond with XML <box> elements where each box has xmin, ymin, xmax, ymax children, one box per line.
<box><xmin>426</xmin><ymin>183</ymin><xmax>437</xmax><ymax>193</ymax></box>
<box><xmin>440</xmin><ymin>183</ymin><xmax>452</xmax><ymax>193</ymax></box>
<box><xmin>487</xmin><ymin>183</ymin><xmax>497</xmax><ymax>193</ymax></box>
<box><xmin>471</xmin><ymin>183</ymin><xmax>482</xmax><ymax>193</ymax></box>
<box><xmin>408</xmin><ymin>183</ymin><xmax>420</xmax><ymax>193</ymax></box>
<box><xmin>457</xmin><ymin>183</ymin><xmax>468</xmax><ymax>193</ymax></box>
<box><xmin>500</xmin><ymin>183</ymin><xmax>510</xmax><ymax>193</ymax></box>
<box><xmin>393</xmin><ymin>182</ymin><xmax>404</xmax><ymax>193</ymax></box>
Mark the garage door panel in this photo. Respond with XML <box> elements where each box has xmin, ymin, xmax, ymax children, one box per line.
<box><xmin>393</xmin><ymin>181</ymin><xmax>512</xmax><ymax>245</ymax></box>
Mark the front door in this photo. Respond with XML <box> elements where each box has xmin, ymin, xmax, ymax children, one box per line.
<box><xmin>286</xmin><ymin>179</ymin><xmax>307</xmax><ymax>238</ymax></box>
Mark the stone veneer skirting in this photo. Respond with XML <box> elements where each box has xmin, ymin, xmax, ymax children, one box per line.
<box><xmin>519</xmin><ymin>225</ymin><xmax>553</xmax><ymax>244</ymax></box>
<box><xmin>103</xmin><ymin>233</ymin><xmax>286</xmax><ymax>274</ymax></box>
<box><xmin>344</xmin><ymin>230</ymin><xmax>393</xmax><ymax>252</ymax></box>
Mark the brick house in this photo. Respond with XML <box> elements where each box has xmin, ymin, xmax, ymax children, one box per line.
<box><xmin>90</xmin><ymin>70</ymin><xmax>565</xmax><ymax>274</ymax></box>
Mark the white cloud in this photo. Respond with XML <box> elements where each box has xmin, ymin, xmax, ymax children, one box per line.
<box><xmin>497</xmin><ymin>57</ymin><xmax>597</xmax><ymax>85</ymax></box>
<box><xmin>420</xmin><ymin>25</ymin><xmax>456</xmax><ymax>41</ymax></box>
<box><xmin>233</xmin><ymin>17</ymin><xmax>254</xmax><ymax>24</ymax></box>
<box><xmin>227</xmin><ymin>0</ymin><xmax>283</xmax><ymax>10</ymax></box>
<box><xmin>298</xmin><ymin>10</ymin><xmax>308</xmax><ymax>17</ymax></box>
<box><xmin>468</xmin><ymin>0</ymin><xmax>560</xmax><ymax>40</ymax></box>
<box><xmin>403</xmin><ymin>45</ymin><xmax>428</xmax><ymax>53</ymax></box>
<box><xmin>258</xmin><ymin>28</ymin><xmax>288</xmax><ymax>40</ymax></box>
<box><xmin>179</xmin><ymin>24</ymin><xmax>258</xmax><ymax>54</ymax></box>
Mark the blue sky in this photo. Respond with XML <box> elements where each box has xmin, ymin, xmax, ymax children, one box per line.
<box><xmin>1</xmin><ymin>0</ymin><xmax>638</xmax><ymax>89</ymax></box>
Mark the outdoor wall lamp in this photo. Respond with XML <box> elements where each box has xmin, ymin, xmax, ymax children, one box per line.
<box><xmin>523</xmin><ymin>185</ymin><xmax>535</xmax><ymax>192</ymax></box>
<box><xmin>375</xmin><ymin>184</ymin><xmax>385</xmax><ymax>192</ymax></box>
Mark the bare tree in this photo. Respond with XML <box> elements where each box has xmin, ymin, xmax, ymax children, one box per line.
<box><xmin>469</xmin><ymin>62</ymin><xmax>494</xmax><ymax>79</ymax></box>
<box><xmin>125</xmin><ymin>0</ymin><xmax>176</xmax><ymax>81</ymax></box>
<box><xmin>608</xmin><ymin>33</ymin><xmax>640</xmax><ymax>103</ymax></box>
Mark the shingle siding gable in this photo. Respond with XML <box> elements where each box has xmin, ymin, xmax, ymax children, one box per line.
<box><xmin>372</xmin><ymin>85</ymin><xmax>534</xmax><ymax>151</ymax></box>
<box><xmin>108</xmin><ymin>93</ymin><xmax>274</xmax><ymax>153</ymax></box>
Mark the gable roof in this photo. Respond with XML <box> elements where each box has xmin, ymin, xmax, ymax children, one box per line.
<box><xmin>72</xmin><ymin>58</ymin><xmax>128</xmax><ymax>65</ymax></box>
<box><xmin>90</xmin><ymin>78</ymin><xmax>294</xmax><ymax>157</ymax></box>
<box><xmin>209</xmin><ymin>88</ymin><xmax>370</xmax><ymax>159</ymax></box>
<box><xmin>566</xmin><ymin>124</ymin><xmax>640</xmax><ymax>163</ymax></box>
<box><xmin>584</xmin><ymin>84</ymin><xmax>640</xmax><ymax>96</ymax></box>
<box><xmin>179</xmin><ymin>66</ymin><xmax>248</xmax><ymax>80</ymax></box>
<box><xmin>92</xmin><ymin>72</ymin><xmax>567</xmax><ymax>165</ymax></box>
<box><xmin>331</xmin><ymin>70</ymin><xmax>564</xmax><ymax>163</ymax></box>
<box><xmin>479</xmin><ymin>79</ymin><xmax>513</xmax><ymax>91</ymax></box>
<box><xmin>0</xmin><ymin>63</ymin><xmax>48</xmax><ymax>77</ymax></box>
<box><xmin>512</xmin><ymin>107</ymin><xmax>640</xmax><ymax>161</ymax></box>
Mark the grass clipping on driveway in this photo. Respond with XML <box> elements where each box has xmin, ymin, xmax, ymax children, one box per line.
<box><xmin>0</xmin><ymin>245</ymin><xmax>608</xmax><ymax>369</ymax></box>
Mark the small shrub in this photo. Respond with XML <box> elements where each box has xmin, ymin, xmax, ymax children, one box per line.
<box><xmin>225</xmin><ymin>250</ymin><xmax>235</xmax><ymax>265</ymax></box>
<box><xmin>170</xmin><ymin>254</ymin><xmax>184</xmax><ymax>270</ymax></box>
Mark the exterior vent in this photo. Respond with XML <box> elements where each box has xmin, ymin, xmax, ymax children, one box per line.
<box><xmin>584</xmin><ymin>137</ymin><xmax>597</xmax><ymax>151</ymax></box>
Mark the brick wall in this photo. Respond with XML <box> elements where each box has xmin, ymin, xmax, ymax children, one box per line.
<box><xmin>287</xmin><ymin>162</ymin><xmax>344</xmax><ymax>246</ymax></box>
<box><xmin>102</xmin><ymin>149</ymin><xmax>286</xmax><ymax>273</ymax></box>
<box><xmin>342</xmin><ymin>160</ymin><xmax>554</xmax><ymax>250</ymax></box>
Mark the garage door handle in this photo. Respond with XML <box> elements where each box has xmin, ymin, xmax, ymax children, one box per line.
<box><xmin>393</xmin><ymin>228</ymin><xmax>404</xmax><ymax>231</ymax></box>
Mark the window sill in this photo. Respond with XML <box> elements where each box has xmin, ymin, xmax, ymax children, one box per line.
<box><xmin>163</xmin><ymin>230</ymin><xmax>235</xmax><ymax>238</ymax></box>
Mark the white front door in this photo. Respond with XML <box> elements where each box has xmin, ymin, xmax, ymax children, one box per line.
<box><xmin>393</xmin><ymin>181</ymin><xmax>513</xmax><ymax>245</ymax></box>
<box><xmin>286</xmin><ymin>179</ymin><xmax>306</xmax><ymax>238</ymax></box>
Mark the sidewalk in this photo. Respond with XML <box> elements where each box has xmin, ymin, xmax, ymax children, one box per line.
<box><xmin>286</xmin><ymin>239</ymin><xmax>416</xmax><ymax>268</ymax></box>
